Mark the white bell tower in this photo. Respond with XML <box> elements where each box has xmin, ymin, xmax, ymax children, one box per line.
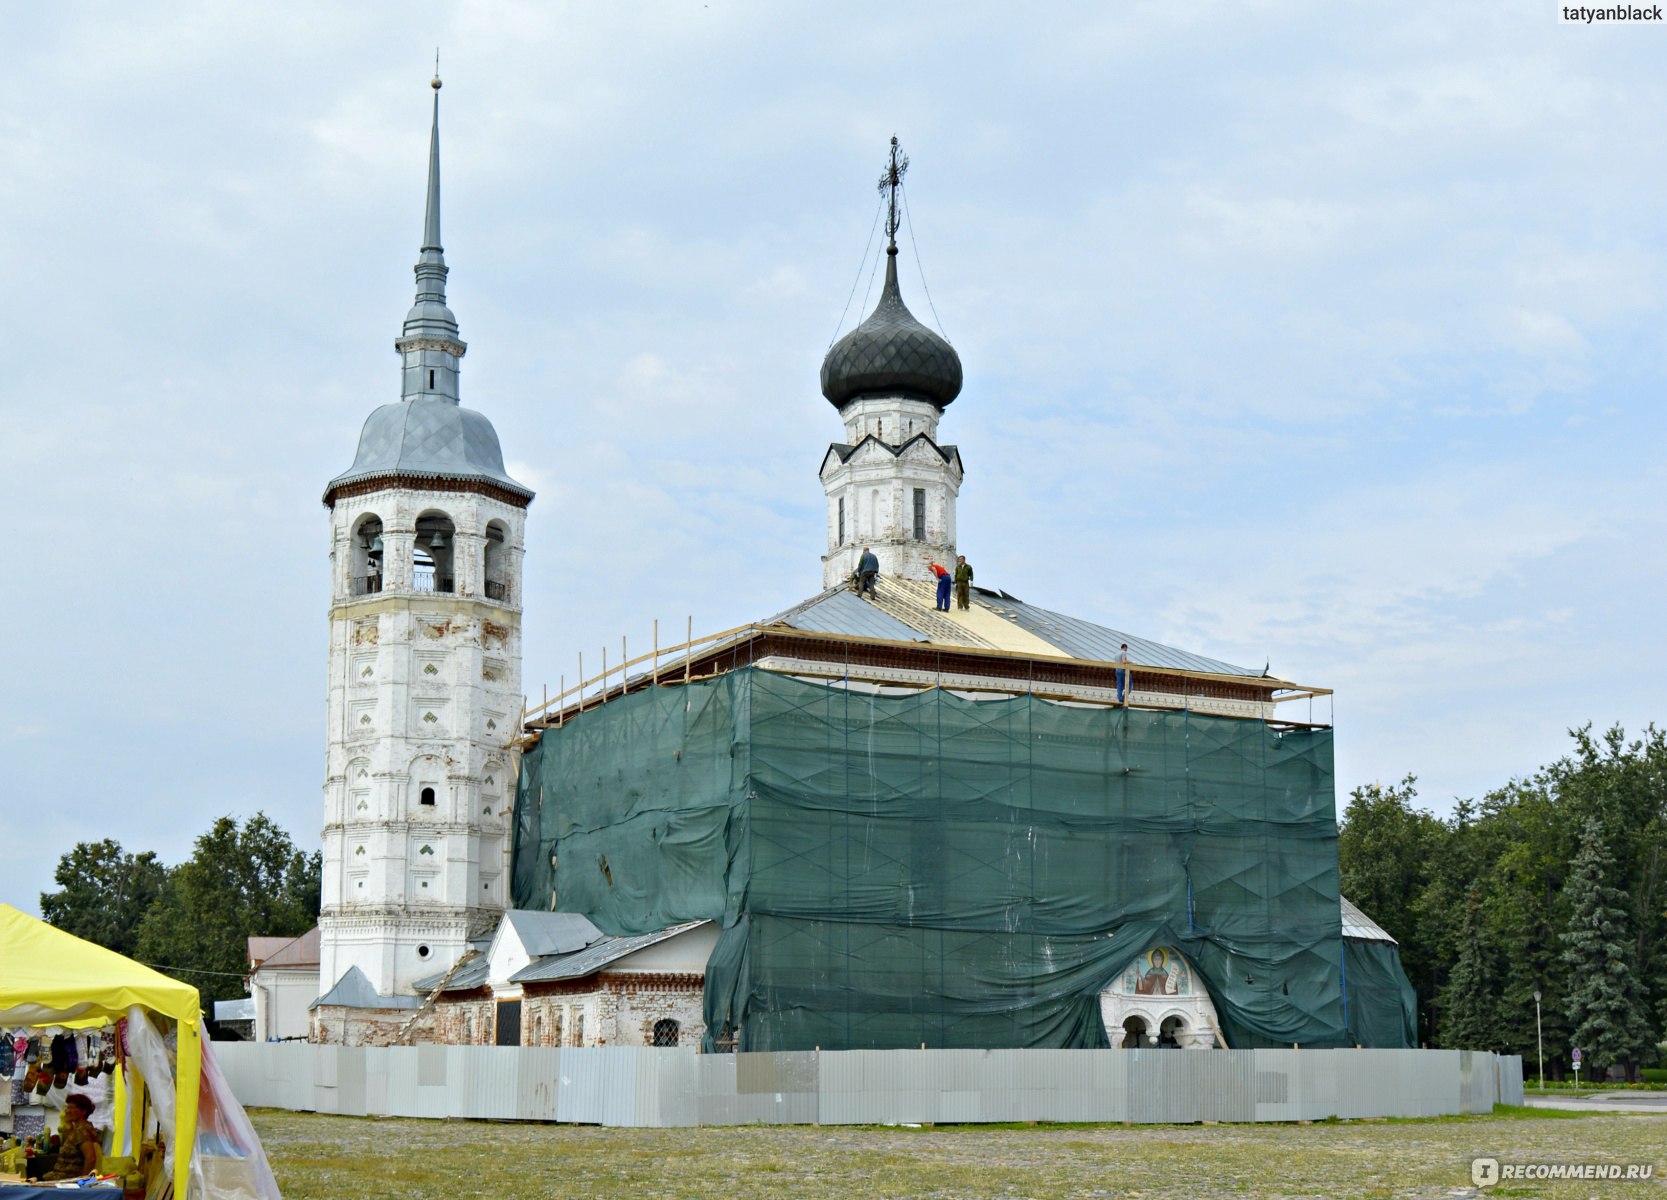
<box><xmin>317</xmin><ymin>76</ymin><xmax>534</xmax><ymax>1003</ymax></box>
<box><xmin>819</xmin><ymin>139</ymin><xmax>964</xmax><ymax>590</ymax></box>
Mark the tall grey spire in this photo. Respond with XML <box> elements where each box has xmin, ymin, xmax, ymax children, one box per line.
<box><xmin>325</xmin><ymin>68</ymin><xmax>532</xmax><ymax>509</ymax></box>
<box><xmin>397</xmin><ymin>73</ymin><xmax>466</xmax><ymax>403</ymax></box>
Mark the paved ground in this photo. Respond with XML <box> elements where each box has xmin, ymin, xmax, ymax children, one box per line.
<box><xmin>1523</xmin><ymin>1089</ymin><xmax>1667</xmax><ymax>1113</ymax></box>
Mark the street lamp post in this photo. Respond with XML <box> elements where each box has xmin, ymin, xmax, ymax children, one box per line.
<box><xmin>1533</xmin><ymin>989</ymin><xmax>1544</xmax><ymax>1092</ymax></box>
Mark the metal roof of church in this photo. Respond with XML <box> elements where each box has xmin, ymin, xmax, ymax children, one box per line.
<box><xmin>1340</xmin><ymin>896</ymin><xmax>1398</xmax><ymax>944</ymax></box>
<box><xmin>310</xmin><ymin>965</ymin><xmax>424</xmax><ymax>1010</ymax></box>
<box><xmin>412</xmin><ymin>956</ymin><xmax>490</xmax><ymax>994</ymax></box>
<box><xmin>510</xmin><ymin>920</ymin><xmax>709</xmax><ymax>984</ymax></box>
<box><xmin>501</xmin><ymin>910</ymin><xmax>606</xmax><ymax>957</ymax></box>
<box><xmin>764</xmin><ymin>578</ymin><xmax>1262</xmax><ymax>678</ymax></box>
<box><xmin>768</xmin><ymin>587</ymin><xmax>929</xmax><ymax>644</ymax></box>
<box><xmin>249</xmin><ymin>927</ymin><xmax>319</xmax><ymax>971</ymax></box>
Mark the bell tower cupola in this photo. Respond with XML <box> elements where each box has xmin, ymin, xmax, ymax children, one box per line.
<box><xmin>819</xmin><ymin>138</ymin><xmax>965</xmax><ymax>590</ymax></box>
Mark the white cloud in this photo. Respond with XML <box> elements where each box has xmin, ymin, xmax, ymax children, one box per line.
<box><xmin>3</xmin><ymin>2</ymin><xmax>1665</xmax><ymax>916</ymax></box>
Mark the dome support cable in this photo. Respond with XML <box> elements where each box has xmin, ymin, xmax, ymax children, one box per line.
<box><xmin>829</xmin><ymin>197</ymin><xmax>885</xmax><ymax>349</ymax></box>
<box><xmin>900</xmin><ymin>179</ymin><xmax>948</xmax><ymax>342</ymax></box>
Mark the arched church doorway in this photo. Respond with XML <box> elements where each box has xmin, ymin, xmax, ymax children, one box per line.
<box><xmin>1158</xmin><ymin>1015</ymin><xmax>1187</xmax><ymax>1048</ymax></box>
<box><xmin>1121</xmin><ymin>1016</ymin><xmax>1148</xmax><ymax>1049</ymax></box>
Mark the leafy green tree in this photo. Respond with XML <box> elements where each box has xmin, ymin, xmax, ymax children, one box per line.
<box><xmin>135</xmin><ymin>813</ymin><xmax>321</xmax><ymax>1006</ymax></box>
<box><xmin>1476</xmin><ymin>780</ymin><xmax>1574</xmax><ymax>1065</ymax></box>
<box><xmin>1436</xmin><ymin>887</ymin><xmax>1504</xmax><ymax>1049</ymax></box>
<box><xmin>1560</xmin><ymin>815</ymin><xmax>1654</xmax><ymax>1081</ymax></box>
<box><xmin>1339</xmin><ymin>776</ymin><xmax>1448</xmax><ymax>1038</ymax></box>
<box><xmin>40</xmin><ymin>839</ymin><xmax>170</xmax><ymax>957</ymax></box>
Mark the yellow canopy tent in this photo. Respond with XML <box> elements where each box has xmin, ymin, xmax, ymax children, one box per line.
<box><xmin>0</xmin><ymin>903</ymin><xmax>200</xmax><ymax>1199</ymax></box>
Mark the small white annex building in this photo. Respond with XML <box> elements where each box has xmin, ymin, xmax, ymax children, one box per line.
<box><xmin>405</xmin><ymin>911</ymin><xmax>716</xmax><ymax>1049</ymax></box>
<box><xmin>247</xmin><ymin>928</ymin><xmax>320</xmax><ymax>1042</ymax></box>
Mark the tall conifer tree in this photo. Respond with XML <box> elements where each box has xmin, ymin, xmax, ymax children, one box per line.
<box><xmin>1560</xmin><ymin>816</ymin><xmax>1652</xmax><ymax>1080</ymax></box>
<box><xmin>1437</xmin><ymin>887</ymin><xmax>1502</xmax><ymax>1049</ymax></box>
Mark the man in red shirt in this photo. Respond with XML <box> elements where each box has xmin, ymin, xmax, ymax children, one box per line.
<box><xmin>929</xmin><ymin>562</ymin><xmax>952</xmax><ymax>611</ymax></box>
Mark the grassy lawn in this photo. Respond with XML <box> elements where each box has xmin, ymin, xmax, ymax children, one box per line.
<box><xmin>252</xmin><ymin>1108</ymin><xmax>1665</xmax><ymax>1199</ymax></box>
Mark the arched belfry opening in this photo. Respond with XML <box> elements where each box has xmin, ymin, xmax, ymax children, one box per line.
<box><xmin>354</xmin><ymin>516</ymin><xmax>385</xmax><ymax>594</ymax></box>
<box><xmin>484</xmin><ymin>520</ymin><xmax>508</xmax><ymax>601</ymax></box>
<box><xmin>413</xmin><ymin>511</ymin><xmax>456</xmax><ymax>593</ymax></box>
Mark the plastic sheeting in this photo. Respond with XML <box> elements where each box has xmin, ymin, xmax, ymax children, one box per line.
<box><xmin>1343</xmin><ymin>938</ymin><xmax>1419</xmax><ymax>1049</ymax></box>
<box><xmin>513</xmin><ymin>669</ymin><xmax>1417</xmax><ymax>1052</ymax></box>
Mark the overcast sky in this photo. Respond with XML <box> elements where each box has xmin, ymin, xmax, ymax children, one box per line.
<box><xmin>4</xmin><ymin>2</ymin><xmax>1664</xmax><ymax>917</ymax></box>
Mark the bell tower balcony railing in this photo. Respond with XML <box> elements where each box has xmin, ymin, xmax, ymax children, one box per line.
<box><xmin>348</xmin><ymin>575</ymin><xmax>514</xmax><ymax>601</ymax></box>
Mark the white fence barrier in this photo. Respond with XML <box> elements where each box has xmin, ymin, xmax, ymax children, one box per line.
<box><xmin>215</xmin><ymin>1044</ymin><xmax>1523</xmax><ymax>1127</ymax></box>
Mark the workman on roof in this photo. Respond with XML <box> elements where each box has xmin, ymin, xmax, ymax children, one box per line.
<box><xmin>928</xmin><ymin>561</ymin><xmax>952</xmax><ymax>611</ymax></box>
<box><xmin>953</xmin><ymin>555</ymin><xmax>973</xmax><ymax>610</ymax></box>
<box><xmin>857</xmin><ymin>547</ymin><xmax>880</xmax><ymax>598</ymax></box>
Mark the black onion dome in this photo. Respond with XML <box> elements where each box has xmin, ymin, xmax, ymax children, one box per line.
<box><xmin>821</xmin><ymin>250</ymin><xmax>962</xmax><ymax>409</ymax></box>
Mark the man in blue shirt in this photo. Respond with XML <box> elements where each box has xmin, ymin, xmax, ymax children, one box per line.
<box><xmin>857</xmin><ymin>547</ymin><xmax>880</xmax><ymax>598</ymax></box>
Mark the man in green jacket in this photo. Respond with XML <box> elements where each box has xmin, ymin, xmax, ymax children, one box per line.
<box><xmin>953</xmin><ymin>555</ymin><xmax>973</xmax><ymax>611</ymax></box>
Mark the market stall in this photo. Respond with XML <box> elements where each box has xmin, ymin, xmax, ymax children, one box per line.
<box><xmin>0</xmin><ymin>904</ymin><xmax>279</xmax><ymax>1199</ymax></box>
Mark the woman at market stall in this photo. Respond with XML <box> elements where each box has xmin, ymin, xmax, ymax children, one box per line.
<box><xmin>41</xmin><ymin>1093</ymin><xmax>101</xmax><ymax>1180</ymax></box>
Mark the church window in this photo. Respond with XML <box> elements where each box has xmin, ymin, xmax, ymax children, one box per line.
<box><xmin>912</xmin><ymin>489</ymin><xmax>926</xmax><ymax>539</ymax></box>
<box><xmin>837</xmin><ymin>497</ymin><xmax>845</xmax><ymax>545</ymax></box>
<box><xmin>574</xmin><ymin>1011</ymin><xmax>585</xmax><ymax>1046</ymax></box>
<box><xmin>428</xmin><ymin>368</ymin><xmax>435</xmax><ymax>389</ymax></box>
<box><xmin>651</xmin><ymin>1019</ymin><xmax>680</xmax><ymax>1047</ymax></box>
<box><xmin>420</xmin><ymin>787</ymin><xmax>436</xmax><ymax>806</ymax></box>
<box><xmin>417</xmin><ymin>944</ymin><xmax>431</xmax><ymax>959</ymax></box>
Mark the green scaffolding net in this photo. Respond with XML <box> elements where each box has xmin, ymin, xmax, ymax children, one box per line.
<box><xmin>513</xmin><ymin>667</ymin><xmax>1416</xmax><ymax>1051</ymax></box>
